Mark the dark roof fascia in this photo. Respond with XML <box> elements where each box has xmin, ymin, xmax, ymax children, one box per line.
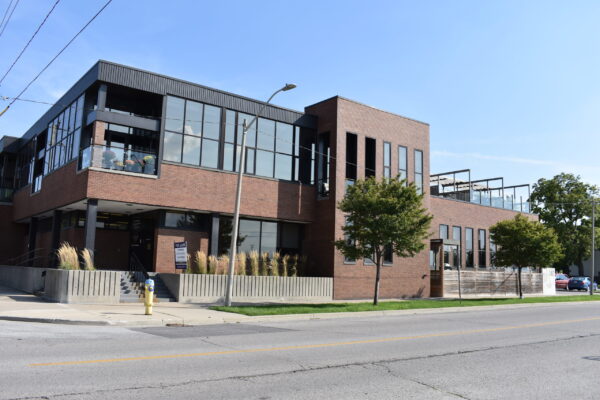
<box><xmin>0</xmin><ymin>135</ymin><xmax>20</xmax><ymax>153</ymax></box>
<box><xmin>20</xmin><ymin>63</ymin><xmax>100</xmax><ymax>143</ymax></box>
<box><xmin>96</xmin><ymin>60</ymin><xmax>317</xmax><ymax>129</ymax></box>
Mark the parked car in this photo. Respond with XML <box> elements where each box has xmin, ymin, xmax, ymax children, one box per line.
<box><xmin>567</xmin><ymin>276</ymin><xmax>598</xmax><ymax>291</ymax></box>
<box><xmin>555</xmin><ymin>274</ymin><xmax>570</xmax><ymax>290</ymax></box>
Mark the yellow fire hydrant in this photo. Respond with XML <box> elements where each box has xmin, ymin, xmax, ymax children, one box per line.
<box><xmin>144</xmin><ymin>278</ymin><xmax>154</xmax><ymax>315</ymax></box>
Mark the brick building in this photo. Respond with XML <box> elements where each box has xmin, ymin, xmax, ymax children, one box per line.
<box><xmin>0</xmin><ymin>61</ymin><xmax>534</xmax><ymax>299</ymax></box>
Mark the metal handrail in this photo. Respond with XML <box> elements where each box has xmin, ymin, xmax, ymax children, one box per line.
<box><xmin>2</xmin><ymin>247</ymin><xmax>46</xmax><ymax>266</ymax></box>
<box><xmin>129</xmin><ymin>252</ymin><xmax>149</xmax><ymax>282</ymax></box>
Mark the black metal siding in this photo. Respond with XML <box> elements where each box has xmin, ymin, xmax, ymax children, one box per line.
<box><xmin>97</xmin><ymin>61</ymin><xmax>317</xmax><ymax>128</ymax></box>
<box><xmin>21</xmin><ymin>64</ymin><xmax>100</xmax><ymax>142</ymax></box>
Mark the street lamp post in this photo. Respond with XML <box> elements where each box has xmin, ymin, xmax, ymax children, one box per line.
<box><xmin>224</xmin><ymin>84</ymin><xmax>296</xmax><ymax>307</ymax></box>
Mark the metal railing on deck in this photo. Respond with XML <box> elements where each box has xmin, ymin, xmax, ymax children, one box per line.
<box><xmin>80</xmin><ymin>145</ymin><xmax>158</xmax><ymax>175</ymax></box>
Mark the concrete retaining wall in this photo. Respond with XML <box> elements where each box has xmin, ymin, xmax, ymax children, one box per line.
<box><xmin>160</xmin><ymin>274</ymin><xmax>333</xmax><ymax>303</ymax></box>
<box><xmin>0</xmin><ymin>265</ymin><xmax>46</xmax><ymax>293</ymax></box>
<box><xmin>443</xmin><ymin>269</ymin><xmax>553</xmax><ymax>297</ymax></box>
<box><xmin>44</xmin><ymin>269</ymin><xmax>120</xmax><ymax>304</ymax></box>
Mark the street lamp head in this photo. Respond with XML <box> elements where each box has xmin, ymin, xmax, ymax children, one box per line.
<box><xmin>282</xmin><ymin>83</ymin><xmax>297</xmax><ymax>91</ymax></box>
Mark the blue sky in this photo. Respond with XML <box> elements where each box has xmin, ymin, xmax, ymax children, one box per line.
<box><xmin>1</xmin><ymin>0</ymin><xmax>599</xmax><ymax>187</ymax></box>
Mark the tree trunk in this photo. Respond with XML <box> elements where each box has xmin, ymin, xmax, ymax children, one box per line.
<box><xmin>373</xmin><ymin>261</ymin><xmax>382</xmax><ymax>306</ymax></box>
<box><xmin>576</xmin><ymin>259</ymin><xmax>584</xmax><ymax>277</ymax></box>
<box><xmin>518</xmin><ymin>267</ymin><xmax>523</xmax><ymax>299</ymax></box>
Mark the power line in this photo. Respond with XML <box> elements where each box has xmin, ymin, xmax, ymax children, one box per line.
<box><xmin>0</xmin><ymin>0</ymin><xmax>61</xmax><ymax>86</ymax></box>
<box><xmin>0</xmin><ymin>0</ymin><xmax>19</xmax><ymax>39</ymax></box>
<box><xmin>2</xmin><ymin>0</ymin><xmax>112</xmax><ymax>114</ymax></box>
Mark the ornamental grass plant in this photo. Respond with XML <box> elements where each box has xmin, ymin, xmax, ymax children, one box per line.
<box><xmin>57</xmin><ymin>243</ymin><xmax>79</xmax><ymax>270</ymax></box>
<box><xmin>80</xmin><ymin>248</ymin><xmax>95</xmax><ymax>271</ymax></box>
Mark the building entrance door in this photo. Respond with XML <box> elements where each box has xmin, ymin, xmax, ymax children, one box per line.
<box><xmin>130</xmin><ymin>215</ymin><xmax>155</xmax><ymax>271</ymax></box>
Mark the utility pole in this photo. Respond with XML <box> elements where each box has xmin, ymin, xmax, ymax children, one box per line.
<box><xmin>591</xmin><ymin>198</ymin><xmax>595</xmax><ymax>296</ymax></box>
<box><xmin>224</xmin><ymin>84</ymin><xmax>296</xmax><ymax>307</ymax></box>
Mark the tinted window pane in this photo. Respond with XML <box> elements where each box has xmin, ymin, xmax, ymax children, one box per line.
<box><xmin>245</xmin><ymin>148</ymin><xmax>255</xmax><ymax>174</ymax></box>
<box><xmin>75</xmin><ymin>95</ymin><xmax>84</xmax><ymax>128</ymax></box>
<box><xmin>261</xmin><ymin>221</ymin><xmax>278</xmax><ymax>254</ymax></box>
<box><xmin>225</xmin><ymin>110</ymin><xmax>236</xmax><ymax>143</ymax></box>
<box><xmin>165</xmin><ymin>212</ymin><xmax>186</xmax><ymax>228</ymax></box>
<box><xmin>280</xmin><ymin>223</ymin><xmax>300</xmax><ymax>250</ymax></box>
<box><xmin>257</xmin><ymin>118</ymin><xmax>275</xmax><ymax>151</ymax></box>
<box><xmin>452</xmin><ymin>226</ymin><xmax>461</xmax><ymax>241</ymax></box>
<box><xmin>165</xmin><ymin>96</ymin><xmax>185</xmax><ymax>133</ymax></box>
<box><xmin>163</xmin><ymin>131</ymin><xmax>182</xmax><ymax>162</ymax></box>
<box><xmin>274</xmin><ymin>153</ymin><xmax>292</xmax><ymax>180</ymax></box>
<box><xmin>275</xmin><ymin>122</ymin><xmax>293</xmax><ymax>154</ymax></box>
<box><xmin>184</xmin><ymin>101</ymin><xmax>202</xmax><ymax>136</ymax></box>
<box><xmin>238</xmin><ymin>219</ymin><xmax>261</xmax><ymax>253</ymax></box>
<box><xmin>415</xmin><ymin>150</ymin><xmax>423</xmax><ymax>173</ymax></box>
<box><xmin>255</xmin><ymin>149</ymin><xmax>273</xmax><ymax>177</ymax></box>
<box><xmin>72</xmin><ymin>128</ymin><xmax>81</xmax><ymax>159</ymax></box>
<box><xmin>203</xmin><ymin>105</ymin><xmax>221</xmax><ymax>140</ymax></box>
<box><xmin>182</xmin><ymin>135</ymin><xmax>201</xmax><ymax>165</ymax></box>
<box><xmin>384</xmin><ymin>142</ymin><xmax>391</xmax><ymax>165</ymax></box>
<box><xmin>201</xmin><ymin>138</ymin><xmax>219</xmax><ymax>168</ymax></box>
<box><xmin>238</xmin><ymin>113</ymin><xmax>256</xmax><ymax>147</ymax></box>
<box><xmin>223</xmin><ymin>143</ymin><xmax>235</xmax><ymax>171</ymax></box>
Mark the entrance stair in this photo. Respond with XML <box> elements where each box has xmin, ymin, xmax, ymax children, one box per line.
<box><xmin>119</xmin><ymin>271</ymin><xmax>176</xmax><ymax>303</ymax></box>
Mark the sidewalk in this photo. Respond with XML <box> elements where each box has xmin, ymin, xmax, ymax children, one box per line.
<box><xmin>0</xmin><ymin>285</ymin><xmax>596</xmax><ymax>327</ymax></box>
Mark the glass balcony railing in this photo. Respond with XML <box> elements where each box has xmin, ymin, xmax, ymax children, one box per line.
<box><xmin>80</xmin><ymin>145</ymin><xmax>158</xmax><ymax>175</ymax></box>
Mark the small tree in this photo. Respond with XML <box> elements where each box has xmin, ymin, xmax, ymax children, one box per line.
<box><xmin>335</xmin><ymin>177</ymin><xmax>432</xmax><ymax>305</ymax></box>
<box><xmin>490</xmin><ymin>214</ymin><xmax>563</xmax><ymax>298</ymax></box>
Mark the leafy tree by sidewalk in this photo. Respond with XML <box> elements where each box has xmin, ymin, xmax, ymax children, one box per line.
<box><xmin>490</xmin><ymin>214</ymin><xmax>562</xmax><ymax>299</ymax></box>
<box><xmin>335</xmin><ymin>177</ymin><xmax>432</xmax><ymax>305</ymax></box>
<box><xmin>530</xmin><ymin>173</ymin><xmax>598</xmax><ymax>275</ymax></box>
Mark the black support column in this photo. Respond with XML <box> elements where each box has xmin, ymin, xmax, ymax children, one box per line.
<box><xmin>84</xmin><ymin>199</ymin><xmax>98</xmax><ymax>263</ymax></box>
<box><xmin>27</xmin><ymin>217</ymin><xmax>38</xmax><ymax>267</ymax></box>
<box><xmin>209</xmin><ymin>213</ymin><xmax>220</xmax><ymax>256</ymax></box>
<box><xmin>49</xmin><ymin>210</ymin><xmax>62</xmax><ymax>268</ymax></box>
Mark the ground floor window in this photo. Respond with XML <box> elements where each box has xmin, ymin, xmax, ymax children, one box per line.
<box><xmin>218</xmin><ymin>216</ymin><xmax>302</xmax><ymax>257</ymax></box>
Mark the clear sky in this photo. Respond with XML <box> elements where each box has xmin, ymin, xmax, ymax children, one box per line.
<box><xmin>1</xmin><ymin>0</ymin><xmax>599</xmax><ymax>187</ymax></box>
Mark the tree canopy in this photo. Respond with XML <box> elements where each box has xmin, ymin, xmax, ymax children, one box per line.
<box><xmin>490</xmin><ymin>214</ymin><xmax>562</xmax><ymax>298</ymax></box>
<box><xmin>530</xmin><ymin>173</ymin><xmax>597</xmax><ymax>275</ymax></box>
<box><xmin>335</xmin><ymin>177</ymin><xmax>432</xmax><ymax>304</ymax></box>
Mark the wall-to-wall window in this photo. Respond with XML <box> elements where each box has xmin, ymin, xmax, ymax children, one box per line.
<box><xmin>45</xmin><ymin>95</ymin><xmax>84</xmax><ymax>174</ymax></box>
<box><xmin>478</xmin><ymin>229</ymin><xmax>486</xmax><ymax>268</ymax></box>
<box><xmin>466</xmin><ymin>227</ymin><xmax>474</xmax><ymax>267</ymax></box>
<box><xmin>398</xmin><ymin>145</ymin><xmax>407</xmax><ymax>184</ymax></box>
<box><xmin>383</xmin><ymin>142</ymin><xmax>391</xmax><ymax>179</ymax></box>
<box><xmin>163</xmin><ymin>95</ymin><xmax>314</xmax><ymax>184</ymax></box>
<box><xmin>414</xmin><ymin>149</ymin><xmax>423</xmax><ymax>194</ymax></box>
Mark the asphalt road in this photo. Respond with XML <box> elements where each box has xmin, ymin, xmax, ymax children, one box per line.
<box><xmin>1</xmin><ymin>302</ymin><xmax>600</xmax><ymax>399</ymax></box>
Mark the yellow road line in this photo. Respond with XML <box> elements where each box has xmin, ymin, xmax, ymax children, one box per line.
<box><xmin>29</xmin><ymin>316</ymin><xmax>600</xmax><ymax>367</ymax></box>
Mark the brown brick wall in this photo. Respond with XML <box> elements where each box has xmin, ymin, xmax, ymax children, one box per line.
<box><xmin>86</xmin><ymin>164</ymin><xmax>315</xmax><ymax>223</ymax></box>
<box><xmin>12</xmin><ymin>160</ymin><xmax>88</xmax><ymax>221</ymax></box>
<box><xmin>430</xmin><ymin>196</ymin><xmax>538</xmax><ymax>267</ymax></box>
<box><xmin>306</xmin><ymin>97</ymin><xmax>431</xmax><ymax>300</ymax></box>
<box><xmin>153</xmin><ymin>228</ymin><xmax>209</xmax><ymax>273</ymax></box>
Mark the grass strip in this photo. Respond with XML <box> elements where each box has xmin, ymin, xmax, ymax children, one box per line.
<box><xmin>211</xmin><ymin>295</ymin><xmax>600</xmax><ymax>316</ymax></box>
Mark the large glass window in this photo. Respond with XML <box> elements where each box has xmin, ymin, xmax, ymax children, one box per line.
<box><xmin>466</xmin><ymin>228</ymin><xmax>474</xmax><ymax>267</ymax></box>
<box><xmin>163</xmin><ymin>97</ymin><xmax>222</xmax><ymax>169</ymax></box>
<box><xmin>365</xmin><ymin>137</ymin><xmax>376</xmax><ymax>178</ymax></box>
<box><xmin>163</xmin><ymin>96</ymin><xmax>313</xmax><ymax>182</ymax></box>
<box><xmin>218</xmin><ymin>217</ymin><xmax>302</xmax><ymax>256</ymax></box>
<box><xmin>414</xmin><ymin>149</ymin><xmax>423</xmax><ymax>194</ymax></box>
<box><xmin>43</xmin><ymin>94</ymin><xmax>85</xmax><ymax>178</ymax></box>
<box><xmin>383</xmin><ymin>142</ymin><xmax>391</xmax><ymax>179</ymax></box>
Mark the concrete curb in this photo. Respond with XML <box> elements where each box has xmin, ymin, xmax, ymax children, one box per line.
<box><xmin>2</xmin><ymin>299</ymin><xmax>598</xmax><ymax>327</ymax></box>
